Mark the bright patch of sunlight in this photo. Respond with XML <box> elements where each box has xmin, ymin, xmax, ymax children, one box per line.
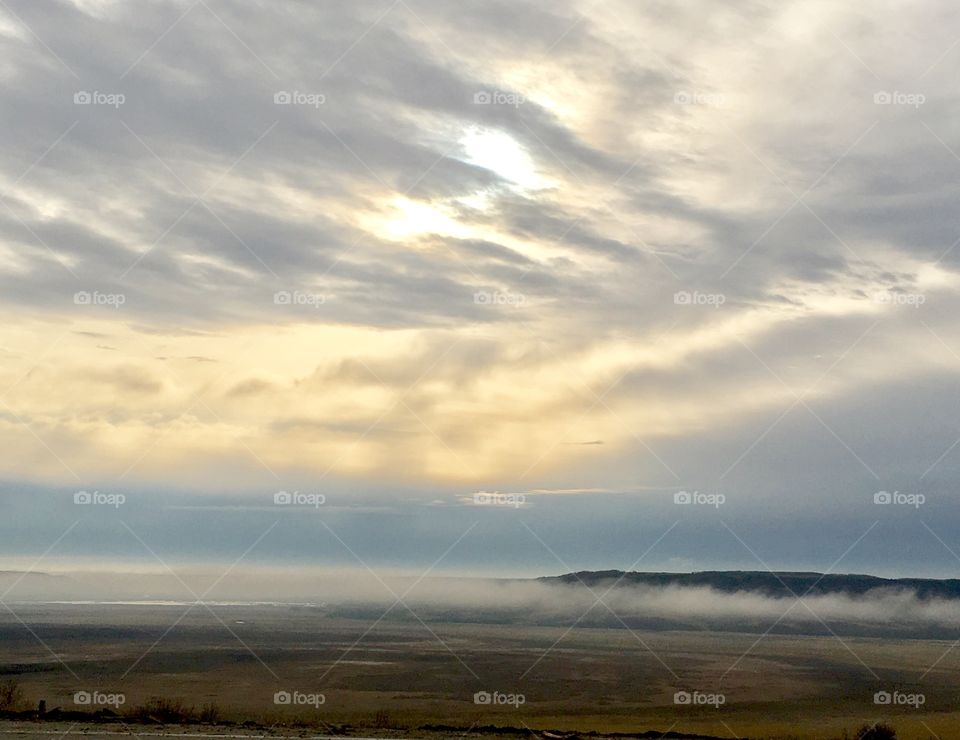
<box><xmin>378</xmin><ymin>196</ymin><xmax>470</xmax><ymax>241</ymax></box>
<box><xmin>459</xmin><ymin>126</ymin><xmax>549</xmax><ymax>192</ymax></box>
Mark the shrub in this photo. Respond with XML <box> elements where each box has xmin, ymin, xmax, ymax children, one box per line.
<box><xmin>854</xmin><ymin>723</ymin><xmax>897</xmax><ymax>740</ymax></box>
<box><xmin>198</xmin><ymin>702</ymin><xmax>221</xmax><ymax>724</ymax></box>
<box><xmin>0</xmin><ymin>680</ymin><xmax>24</xmax><ymax>711</ymax></box>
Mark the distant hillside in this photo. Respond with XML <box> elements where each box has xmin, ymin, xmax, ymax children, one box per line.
<box><xmin>540</xmin><ymin>570</ymin><xmax>960</xmax><ymax>600</ymax></box>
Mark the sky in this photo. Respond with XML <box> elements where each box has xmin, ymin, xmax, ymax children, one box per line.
<box><xmin>2</xmin><ymin>0</ymin><xmax>960</xmax><ymax>580</ymax></box>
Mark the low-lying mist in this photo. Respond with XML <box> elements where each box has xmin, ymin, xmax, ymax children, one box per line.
<box><xmin>4</xmin><ymin>567</ymin><xmax>959</xmax><ymax>637</ymax></box>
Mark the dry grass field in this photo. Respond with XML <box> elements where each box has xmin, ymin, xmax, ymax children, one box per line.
<box><xmin>0</xmin><ymin>604</ymin><xmax>957</xmax><ymax>739</ymax></box>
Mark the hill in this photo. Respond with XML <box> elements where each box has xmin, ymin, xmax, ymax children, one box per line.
<box><xmin>540</xmin><ymin>570</ymin><xmax>960</xmax><ymax>599</ymax></box>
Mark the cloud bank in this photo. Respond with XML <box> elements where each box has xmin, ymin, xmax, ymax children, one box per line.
<box><xmin>3</xmin><ymin>1</ymin><xmax>960</xmax><ymax>573</ymax></box>
<box><xmin>6</xmin><ymin>569</ymin><xmax>960</xmax><ymax>636</ymax></box>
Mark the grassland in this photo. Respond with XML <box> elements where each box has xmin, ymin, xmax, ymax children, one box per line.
<box><xmin>0</xmin><ymin>604</ymin><xmax>956</xmax><ymax>739</ymax></box>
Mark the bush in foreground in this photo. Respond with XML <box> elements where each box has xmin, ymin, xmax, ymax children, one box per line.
<box><xmin>0</xmin><ymin>681</ymin><xmax>24</xmax><ymax>711</ymax></box>
<box><xmin>853</xmin><ymin>723</ymin><xmax>897</xmax><ymax>740</ymax></box>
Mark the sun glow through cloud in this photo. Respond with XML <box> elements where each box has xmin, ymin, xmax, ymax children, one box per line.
<box><xmin>459</xmin><ymin>126</ymin><xmax>549</xmax><ymax>192</ymax></box>
<box><xmin>0</xmin><ymin>0</ymin><xmax>956</xmax><ymax>548</ymax></box>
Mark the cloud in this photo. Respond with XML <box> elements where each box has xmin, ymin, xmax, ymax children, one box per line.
<box><xmin>0</xmin><ymin>0</ymin><xmax>959</xmax><ymax>579</ymax></box>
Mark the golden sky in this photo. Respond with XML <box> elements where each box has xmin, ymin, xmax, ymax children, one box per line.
<box><xmin>2</xmin><ymin>0</ymin><xmax>960</xmax><ymax>501</ymax></box>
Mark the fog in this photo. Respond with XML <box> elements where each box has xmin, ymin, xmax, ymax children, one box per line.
<box><xmin>4</xmin><ymin>567</ymin><xmax>959</xmax><ymax>633</ymax></box>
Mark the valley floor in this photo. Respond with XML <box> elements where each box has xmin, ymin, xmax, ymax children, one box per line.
<box><xmin>0</xmin><ymin>604</ymin><xmax>957</xmax><ymax>739</ymax></box>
